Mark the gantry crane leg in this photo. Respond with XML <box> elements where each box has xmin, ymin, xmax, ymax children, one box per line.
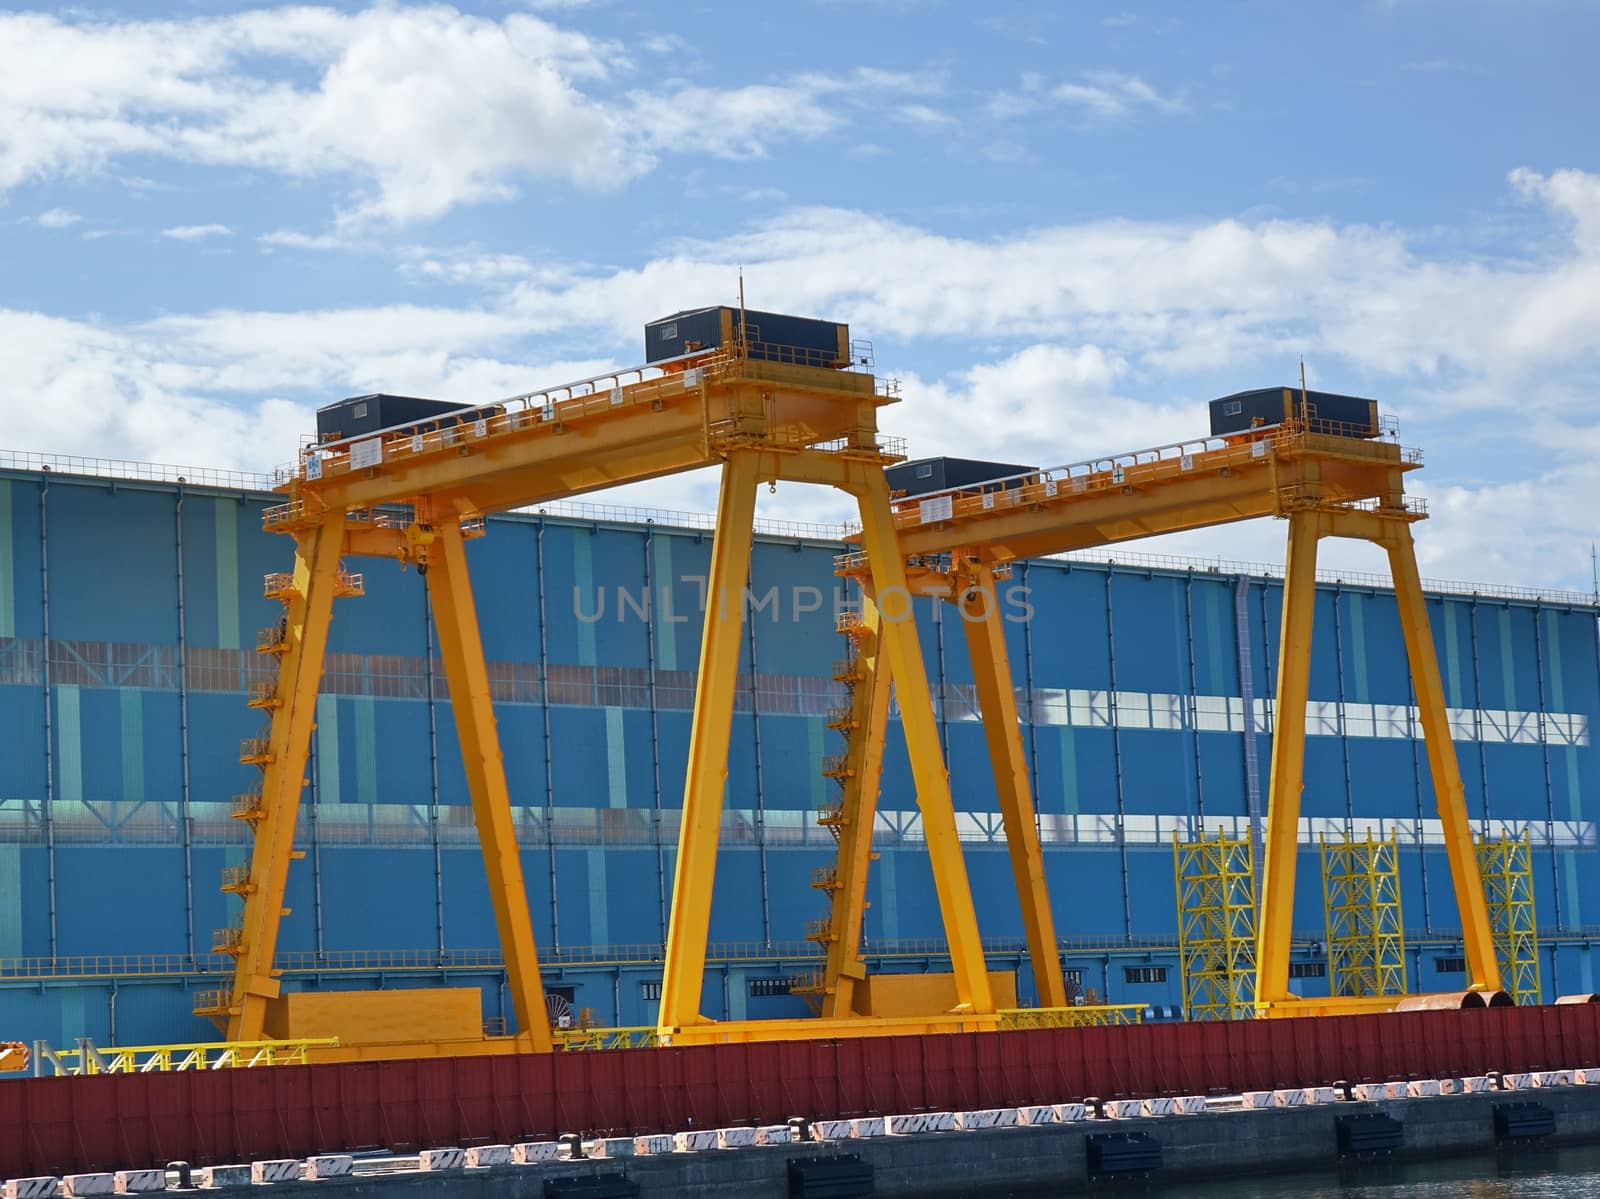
<box><xmin>1255</xmin><ymin>507</ymin><xmax>1501</xmax><ymax>1013</ymax></box>
<box><xmin>228</xmin><ymin>518</ymin><xmax>344</xmax><ymax>1041</ymax></box>
<box><xmin>820</xmin><ymin>593</ymin><xmax>891</xmax><ymax>1018</ymax></box>
<box><xmin>1382</xmin><ymin>522</ymin><xmax>1501</xmax><ymax>993</ymax></box>
<box><xmin>957</xmin><ymin>565</ymin><xmax>1068</xmax><ymax>1010</ymax></box>
<box><xmin>426</xmin><ymin>519</ymin><xmax>554</xmax><ymax>1051</ymax></box>
<box><xmin>852</xmin><ymin>472</ymin><xmax>994</xmax><ymax>1014</ymax></box>
<box><xmin>1254</xmin><ymin>509</ymin><xmax>1320</xmax><ymax>1009</ymax></box>
<box><xmin>658</xmin><ymin>451</ymin><xmax>760</xmax><ymax>1032</ymax></box>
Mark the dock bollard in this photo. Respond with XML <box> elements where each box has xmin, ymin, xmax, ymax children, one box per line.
<box><xmin>1488</xmin><ymin>1070</ymin><xmax>1506</xmax><ymax>1091</ymax></box>
<box><xmin>788</xmin><ymin>1117</ymin><xmax>811</xmax><ymax>1143</ymax></box>
<box><xmin>167</xmin><ymin>1161</ymin><xmax>194</xmax><ymax>1190</ymax></box>
<box><xmin>1333</xmin><ymin>1080</ymin><xmax>1354</xmax><ymax>1102</ymax></box>
<box><xmin>1083</xmin><ymin>1096</ymin><xmax>1107</xmax><ymax>1119</ymax></box>
<box><xmin>559</xmin><ymin>1133</ymin><xmax>585</xmax><ymax>1159</ymax></box>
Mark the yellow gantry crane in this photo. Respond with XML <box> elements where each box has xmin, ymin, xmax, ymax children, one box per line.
<box><xmin>811</xmin><ymin>403</ymin><xmax>1502</xmax><ymax>1017</ymax></box>
<box><xmin>210</xmin><ymin>314</ymin><xmax>1502</xmax><ymax>1059</ymax></box>
<box><xmin>208</xmin><ymin>315</ymin><xmax>1071</xmax><ymax>1054</ymax></box>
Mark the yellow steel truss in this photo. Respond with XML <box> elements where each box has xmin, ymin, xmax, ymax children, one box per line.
<box><xmin>30</xmin><ymin>1037</ymin><xmax>339</xmax><ymax>1076</ymax></box>
<box><xmin>1321</xmin><ymin>831</ymin><xmax>1406</xmax><ymax>998</ymax></box>
<box><xmin>995</xmin><ymin>1004</ymin><xmax>1144</xmax><ymax>1030</ymax></box>
<box><xmin>1477</xmin><ymin>832</ymin><xmax>1541</xmax><ymax>1005</ymax></box>
<box><xmin>1173</xmin><ymin>830</ymin><xmax>1257</xmax><ymax>1021</ymax></box>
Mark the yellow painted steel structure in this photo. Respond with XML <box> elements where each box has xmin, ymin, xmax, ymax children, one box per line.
<box><xmin>211</xmin><ymin>336</ymin><xmax>1043</xmax><ymax>1051</ymax></box>
<box><xmin>809</xmin><ymin>420</ymin><xmax>1501</xmax><ymax>1018</ymax></box>
<box><xmin>30</xmin><ymin>1038</ymin><xmax>338</xmax><ymax>1076</ymax></box>
<box><xmin>211</xmin><ymin>318</ymin><xmax>1504</xmax><ymax>1055</ymax></box>
<box><xmin>1321</xmin><ymin>831</ymin><xmax>1406</xmax><ymax>998</ymax></box>
<box><xmin>1478</xmin><ymin>832</ymin><xmax>1541</xmax><ymax>1005</ymax></box>
<box><xmin>1173</xmin><ymin>831</ymin><xmax>1257</xmax><ymax>1021</ymax></box>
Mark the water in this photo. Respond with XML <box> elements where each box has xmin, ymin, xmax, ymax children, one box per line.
<box><xmin>969</xmin><ymin>1142</ymin><xmax>1600</xmax><ymax>1197</ymax></box>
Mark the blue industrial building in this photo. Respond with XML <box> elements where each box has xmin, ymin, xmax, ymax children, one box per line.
<box><xmin>1</xmin><ymin>459</ymin><xmax>1597</xmax><ymax>1049</ymax></box>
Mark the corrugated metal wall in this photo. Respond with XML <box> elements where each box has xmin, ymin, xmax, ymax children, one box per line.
<box><xmin>1</xmin><ymin>468</ymin><xmax>1597</xmax><ymax>1045</ymax></box>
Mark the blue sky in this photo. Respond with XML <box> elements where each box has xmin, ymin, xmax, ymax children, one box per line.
<box><xmin>2</xmin><ymin>0</ymin><xmax>1598</xmax><ymax>588</ymax></box>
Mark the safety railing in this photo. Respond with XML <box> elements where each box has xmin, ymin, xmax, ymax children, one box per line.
<box><xmin>294</xmin><ymin>341</ymin><xmax>896</xmax><ymax>488</ymax></box>
<box><xmin>246</xmin><ymin>681</ymin><xmax>280</xmax><ymax>710</ymax></box>
<box><xmin>998</xmin><ymin>1004</ymin><xmax>1145</xmax><ymax>1030</ymax></box>
<box><xmin>820</xmin><ymin>753</ymin><xmax>853</xmax><ymax>779</ymax></box>
<box><xmin>0</xmin><ymin>450</ymin><xmax>275</xmax><ymax>492</ymax></box>
<box><xmin>192</xmin><ymin>988</ymin><xmax>231</xmax><ymax>1015</ymax></box>
<box><xmin>887</xmin><ymin>426</ymin><xmax>1303</xmax><ymax>533</ymax></box>
<box><xmin>262</xmin><ymin>572</ymin><xmax>299</xmax><ymax>600</ymax></box>
<box><xmin>298</xmin><ymin>349</ymin><xmax>742</xmax><ymax>484</ymax></box>
<box><xmin>237</xmin><ymin>736</ymin><xmax>273</xmax><ymax>766</ymax></box>
<box><xmin>30</xmin><ymin>1037</ymin><xmax>339</xmax><ymax>1076</ymax></box>
<box><xmin>12</xmin><ymin>924</ymin><xmax>1600</xmax><ymax>985</ymax></box>
<box><xmin>219</xmin><ymin>866</ymin><xmax>252</xmax><ymax>893</ymax></box>
<box><xmin>255</xmin><ymin>624</ymin><xmax>288</xmax><ymax>654</ymax></box>
<box><xmin>553</xmin><ymin>1026</ymin><xmax>660</xmax><ymax>1051</ymax></box>
<box><xmin>518</xmin><ymin>499</ymin><xmax>851</xmax><ymax>543</ymax></box>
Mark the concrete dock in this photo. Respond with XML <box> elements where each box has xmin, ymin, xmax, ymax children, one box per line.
<box><xmin>22</xmin><ymin>1078</ymin><xmax>1600</xmax><ymax>1198</ymax></box>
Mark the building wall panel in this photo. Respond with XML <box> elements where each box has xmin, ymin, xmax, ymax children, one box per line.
<box><xmin>1</xmin><ymin>470</ymin><xmax>1597</xmax><ymax>1045</ymax></box>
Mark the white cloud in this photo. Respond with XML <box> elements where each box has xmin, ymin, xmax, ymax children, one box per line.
<box><xmin>991</xmin><ymin>71</ymin><xmax>1187</xmax><ymax>121</ymax></box>
<box><xmin>259</xmin><ymin>229</ymin><xmax>367</xmax><ymax>252</ymax></box>
<box><xmin>161</xmin><ymin>223</ymin><xmax>231</xmax><ymax>240</ymax></box>
<box><xmin>403</xmin><ymin>250</ymin><xmax>537</xmax><ymax>285</ymax></box>
<box><xmin>893</xmin><ymin>103</ymin><xmax>955</xmax><ymax>130</ymax></box>
<box><xmin>498</xmin><ymin>168</ymin><xmax>1600</xmax><ymax>397</ymax></box>
<box><xmin>34</xmin><ymin>207</ymin><xmax>81</xmax><ymax>227</ymax></box>
<box><xmin>0</xmin><ymin>6</ymin><xmax>936</xmax><ymax>225</ymax></box>
<box><xmin>0</xmin><ymin>302</ymin><xmax>613</xmax><ymax>473</ymax></box>
<box><xmin>3</xmin><ymin>167</ymin><xmax>1598</xmax><ymax>589</ymax></box>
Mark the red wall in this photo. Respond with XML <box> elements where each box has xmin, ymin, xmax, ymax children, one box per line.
<box><xmin>6</xmin><ymin>1005</ymin><xmax>1599</xmax><ymax>1177</ymax></box>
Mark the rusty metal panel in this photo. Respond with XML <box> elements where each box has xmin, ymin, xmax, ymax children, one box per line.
<box><xmin>14</xmin><ymin>1006</ymin><xmax>1600</xmax><ymax>1178</ymax></box>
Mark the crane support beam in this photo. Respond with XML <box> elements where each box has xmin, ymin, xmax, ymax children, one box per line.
<box><xmin>855</xmin><ymin>472</ymin><xmax>995</xmax><ymax>1014</ymax></box>
<box><xmin>228</xmin><ymin>519</ymin><xmax>343</xmax><ymax>1041</ymax></box>
<box><xmin>958</xmin><ymin>564</ymin><xmax>1068</xmax><ymax>1010</ymax></box>
<box><xmin>426</xmin><ymin>520</ymin><xmax>553</xmax><ymax>1051</ymax></box>
<box><xmin>891</xmin><ymin>428</ymin><xmax>1412</xmax><ymax>563</ymax></box>
<box><xmin>658</xmin><ymin>452</ymin><xmax>760</xmax><ymax>1032</ymax></box>
<box><xmin>1253</xmin><ymin>508</ymin><xmax>1320</xmax><ymax>1006</ymax></box>
<box><xmin>294</xmin><ymin>356</ymin><xmax>880</xmax><ymax>515</ymax></box>
<box><xmin>1382</xmin><ymin>522</ymin><xmax>1501</xmax><ymax>993</ymax></box>
<box><xmin>820</xmin><ymin>593</ymin><xmax>891</xmax><ymax>1018</ymax></box>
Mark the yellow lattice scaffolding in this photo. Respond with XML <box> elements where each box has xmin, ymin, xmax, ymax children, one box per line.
<box><xmin>1173</xmin><ymin>830</ymin><xmax>1257</xmax><ymax>1021</ymax></box>
<box><xmin>1477</xmin><ymin>832</ymin><xmax>1541</xmax><ymax>1005</ymax></box>
<box><xmin>1321</xmin><ymin>831</ymin><xmax>1406</xmax><ymax>998</ymax></box>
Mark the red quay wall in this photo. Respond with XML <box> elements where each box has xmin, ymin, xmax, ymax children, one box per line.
<box><xmin>6</xmin><ymin>1004</ymin><xmax>1600</xmax><ymax>1177</ymax></box>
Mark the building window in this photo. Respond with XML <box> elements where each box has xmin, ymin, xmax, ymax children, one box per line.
<box><xmin>659</xmin><ymin>323</ymin><xmax>677</xmax><ymax>340</ymax></box>
<box><xmin>1435</xmin><ymin>957</ymin><xmax>1466</xmax><ymax>973</ymax></box>
<box><xmin>1063</xmin><ymin>968</ymin><xmax>1084</xmax><ymax>987</ymax></box>
<box><xmin>1123</xmin><ymin>967</ymin><xmax>1167</xmax><ymax>985</ymax></box>
<box><xmin>1289</xmin><ymin>962</ymin><xmax>1327</xmax><ymax>979</ymax></box>
<box><xmin>1223</xmin><ymin>400</ymin><xmax>1242</xmax><ymax>416</ymax></box>
<box><xmin>749</xmin><ymin>977</ymin><xmax>793</xmax><ymax>998</ymax></box>
<box><xmin>352</xmin><ymin>401</ymin><xmax>368</xmax><ymax>419</ymax></box>
<box><xmin>916</xmin><ymin>463</ymin><xmax>934</xmax><ymax>479</ymax></box>
<box><xmin>640</xmin><ymin>980</ymin><xmax>662</xmax><ymax>1001</ymax></box>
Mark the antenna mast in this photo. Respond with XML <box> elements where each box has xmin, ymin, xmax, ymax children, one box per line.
<box><xmin>737</xmin><ymin>268</ymin><xmax>747</xmax><ymax>353</ymax></box>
